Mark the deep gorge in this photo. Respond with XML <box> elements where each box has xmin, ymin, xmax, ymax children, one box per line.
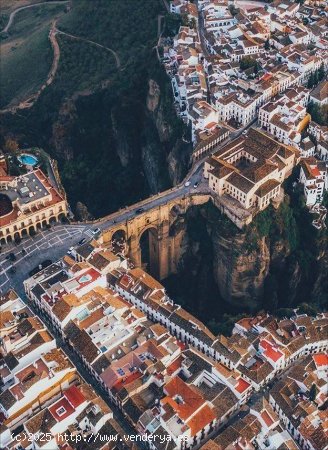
<box><xmin>163</xmin><ymin>195</ymin><xmax>328</xmax><ymax>334</ymax></box>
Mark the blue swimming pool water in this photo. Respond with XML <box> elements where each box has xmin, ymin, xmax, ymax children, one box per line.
<box><xmin>79</xmin><ymin>274</ymin><xmax>92</xmax><ymax>283</ymax></box>
<box><xmin>18</xmin><ymin>153</ymin><xmax>39</xmax><ymax>166</ymax></box>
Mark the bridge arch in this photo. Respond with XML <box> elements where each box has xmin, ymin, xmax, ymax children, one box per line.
<box><xmin>170</xmin><ymin>204</ymin><xmax>183</xmax><ymax>218</ymax></box>
<box><xmin>112</xmin><ymin>228</ymin><xmax>126</xmax><ymax>242</ymax></box>
<box><xmin>111</xmin><ymin>229</ymin><xmax>127</xmax><ymax>255</ymax></box>
<box><xmin>138</xmin><ymin>225</ymin><xmax>160</xmax><ymax>279</ymax></box>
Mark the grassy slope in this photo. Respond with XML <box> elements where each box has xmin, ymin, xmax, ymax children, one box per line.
<box><xmin>0</xmin><ymin>0</ymin><xmax>41</xmax><ymax>28</ymax></box>
<box><xmin>0</xmin><ymin>3</ymin><xmax>66</xmax><ymax>108</ymax></box>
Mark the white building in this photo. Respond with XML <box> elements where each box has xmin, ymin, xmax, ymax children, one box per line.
<box><xmin>299</xmin><ymin>157</ymin><xmax>327</xmax><ymax>205</ymax></box>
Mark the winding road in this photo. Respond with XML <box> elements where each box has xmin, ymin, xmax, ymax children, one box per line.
<box><xmin>1</xmin><ymin>0</ymin><xmax>69</xmax><ymax>33</ymax></box>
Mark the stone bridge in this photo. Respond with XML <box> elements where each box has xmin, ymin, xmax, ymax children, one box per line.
<box><xmin>100</xmin><ymin>193</ymin><xmax>210</xmax><ymax>280</ymax></box>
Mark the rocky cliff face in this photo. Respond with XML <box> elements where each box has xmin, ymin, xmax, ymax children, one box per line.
<box><xmin>144</xmin><ymin>78</ymin><xmax>192</xmax><ymax>187</ymax></box>
<box><xmin>210</xmin><ymin>230</ymin><xmax>270</xmax><ymax>311</ymax></box>
<box><xmin>1</xmin><ymin>66</ymin><xmax>192</xmax><ymax>218</ymax></box>
<box><xmin>164</xmin><ymin>199</ymin><xmax>327</xmax><ymax>320</ymax></box>
<box><xmin>46</xmin><ymin>76</ymin><xmax>192</xmax><ymax>216</ymax></box>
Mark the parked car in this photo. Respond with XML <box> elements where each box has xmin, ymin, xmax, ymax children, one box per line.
<box><xmin>135</xmin><ymin>208</ymin><xmax>144</xmax><ymax>215</ymax></box>
<box><xmin>6</xmin><ymin>253</ymin><xmax>16</xmax><ymax>261</ymax></box>
<box><xmin>193</xmin><ymin>182</ymin><xmax>199</xmax><ymax>188</ymax></box>
<box><xmin>78</xmin><ymin>238</ymin><xmax>87</xmax><ymax>246</ymax></box>
<box><xmin>92</xmin><ymin>227</ymin><xmax>101</xmax><ymax>235</ymax></box>
<box><xmin>184</xmin><ymin>181</ymin><xmax>191</xmax><ymax>187</ymax></box>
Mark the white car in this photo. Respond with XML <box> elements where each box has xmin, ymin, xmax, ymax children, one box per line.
<box><xmin>184</xmin><ymin>181</ymin><xmax>191</xmax><ymax>187</ymax></box>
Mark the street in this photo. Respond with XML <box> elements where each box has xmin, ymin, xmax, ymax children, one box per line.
<box><xmin>1</xmin><ymin>117</ymin><xmax>255</xmax><ymax>299</ymax></box>
<box><xmin>0</xmin><ymin>224</ymin><xmax>88</xmax><ymax>296</ymax></box>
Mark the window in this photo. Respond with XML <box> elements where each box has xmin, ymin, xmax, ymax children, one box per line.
<box><xmin>56</xmin><ymin>406</ymin><xmax>67</xmax><ymax>417</ymax></box>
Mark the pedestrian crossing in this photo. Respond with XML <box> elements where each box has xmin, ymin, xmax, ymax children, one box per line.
<box><xmin>84</xmin><ymin>228</ymin><xmax>95</xmax><ymax>238</ymax></box>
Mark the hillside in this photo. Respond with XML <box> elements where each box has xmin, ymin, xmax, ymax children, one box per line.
<box><xmin>0</xmin><ymin>2</ymin><xmax>68</xmax><ymax>109</ymax></box>
<box><xmin>0</xmin><ymin>0</ymin><xmax>191</xmax><ymax>218</ymax></box>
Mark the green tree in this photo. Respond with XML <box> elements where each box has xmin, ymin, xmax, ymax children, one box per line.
<box><xmin>264</xmin><ymin>39</ymin><xmax>270</xmax><ymax>51</ymax></box>
<box><xmin>313</xmin><ymin>71</ymin><xmax>319</xmax><ymax>86</ymax></box>
<box><xmin>240</xmin><ymin>57</ymin><xmax>261</xmax><ymax>72</ymax></box>
<box><xmin>308</xmin><ymin>101</ymin><xmax>328</xmax><ymax>126</ymax></box>
<box><xmin>318</xmin><ymin>63</ymin><xmax>325</xmax><ymax>82</ymax></box>
<box><xmin>4</xmin><ymin>138</ymin><xmax>19</xmax><ymax>154</ymax></box>
<box><xmin>298</xmin><ymin>303</ymin><xmax>319</xmax><ymax>316</ymax></box>
<box><xmin>75</xmin><ymin>201</ymin><xmax>92</xmax><ymax>221</ymax></box>
<box><xmin>229</xmin><ymin>4</ymin><xmax>239</xmax><ymax>16</ymax></box>
<box><xmin>309</xmin><ymin>384</ymin><xmax>317</xmax><ymax>402</ymax></box>
<box><xmin>307</xmin><ymin>73</ymin><xmax>314</xmax><ymax>88</ymax></box>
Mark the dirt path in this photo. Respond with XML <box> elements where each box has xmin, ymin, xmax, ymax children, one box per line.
<box><xmin>0</xmin><ymin>18</ymin><xmax>122</xmax><ymax>114</ymax></box>
<box><xmin>0</xmin><ymin>20</ymin><xmax>60</xmax><ymax>114</ymax></box>
<box><xmin>2</xmin><ymin>0</ymin><xmax>69</xmax><ymax>33</ymax></box>
<box><xmin>55</xmin><ymin>28</ymin><xmax>121</xmax><ymax>69</ymax></box>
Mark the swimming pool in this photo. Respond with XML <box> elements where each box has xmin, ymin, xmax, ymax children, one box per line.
<box><xmin>79</xmin><ymin>274</ymin><xmax>92</xmax><ymax>283</ymax></box>
<box><xmin>18</xmin><ymin>153</ymin><xmax>39</xmax><ymax>166</ymax></box>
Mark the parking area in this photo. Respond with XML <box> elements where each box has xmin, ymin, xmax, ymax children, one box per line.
<box><xmin>0</xmin><ymin>224</ymin><xmax>89</xmax><ymax>295</ymax></box>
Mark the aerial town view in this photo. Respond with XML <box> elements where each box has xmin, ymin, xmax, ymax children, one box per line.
<box><xmin>0</xmin><ymin>0</ymin><xmax>327</xmax><ymax>449</ymax></box>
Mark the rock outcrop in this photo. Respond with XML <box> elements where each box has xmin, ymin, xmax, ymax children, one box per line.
<box><xmin>211</xmin><ymin>231</ymin><xmax>270</xmax><ymax>311</ymax></box>
<box><xmin>164</xmin><ymin>200</ymin><xmax>328</xmax><ymax>315</ymax></box>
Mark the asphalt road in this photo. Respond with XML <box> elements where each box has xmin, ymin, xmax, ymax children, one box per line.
<box><xmin>1</xmin><ymin>119</ymin><xmax>255</xmax><ymax>298</ymax></box>
<box><xmin>0</xmin><ymin>224</ymin><xmax>88</xmax><ymax>296</ymax></box>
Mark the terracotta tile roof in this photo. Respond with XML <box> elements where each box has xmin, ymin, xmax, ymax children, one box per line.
<box><xmin>25</xmin><ymin>407</ymin><xmax>57</xmax><ymax>434</ymax></box>
<box><xmin>187</xmin><ymin>404</ymin><xmax>216</xmax><ymax>436</ymax></box>
<box><xmin>260</xmin><ymin>339</ymin><xmax>283</xmax><ymax>362</ymax></box>
<box><xmin>200</xmin><ymin>439</ymin><xmax>221</xmax><ymax>450</ymax></box>
<box><xmin>235</xmin><ymin>378</ymin><xmax>251</xmax><ymax>393</ymax></box>
<box><xmin>64</xmin><ymin>385</ymin><xmax>85</xmax><ymax>409</ymax></box>
<box><xmin>261</xmin><ymin>410</ymin><xmax>274</xmax><ymax>427</ymax></box>
<box><xmin>313</xmin><ymin>353</ymin><xmax>328</xmax><ymax>367</ymax></box>
<box><xmin>49</xmin><ymin>397</ymin><xmax>75</xmax><ymax>422</ymax></box>
<box><xmin>227</xmin><ymin>172</ymin><xmax>254</xmax><ymax>194</ymax></box>
<box><xmin>167</xmin><ymin>355</ymin><xmax>184</xmax><ymax>376</ymax></box>
<box><xmin>162</xmin><ymin>376</ymin><xmax>205</xmax><ymax>422</ymax></box>
<box><xmin>310</xmin><ymin>80</ymin><xmax>328</xmax><ymax>102</ymax></box>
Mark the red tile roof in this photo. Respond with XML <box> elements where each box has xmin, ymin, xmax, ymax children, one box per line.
<box><xmin>235</xmin><ymin>378</ymin><xmax>251</xmax><ymax>394</ymax></box>
<box><xmin>162</xmin><ymin>376</ymin><xmax>205</xmax><ymax>422</ymax></box>
<box><xmin>64</xmin><ymin>385</ymin><xmax>85</xmax><ymax>409</ymax></box>
<box><xmin>260</xmin><ymin>339</ymin><xmax>283</xmax><ymax>362</ymax></box>
<box><xmin>167</xmin><ymin>356</ymin><xmax>183</xmax><ymax>376</ymax></box>
<box><xmin>313</xmin><ymin>353</ymin><xmax>328</xmax><ymax>367</ymax></box>
<box><xmin>49</xmin><ymin>397</ymin><xmax>74</xmax><ymax>422</ymax></box>
<box><xmin>187</xmin><ymin>404</ymin><xmax>216</xmax><ymax>436</ymax></box>
<box><xmin>112</xmin><ymin>370</ymin><xmax>143</xmax><ymax>393</ymax></box>
<box><xmin>261</xmin><ymin>410</ymin><xmax>274</xmax><ymax>427</ymax></box>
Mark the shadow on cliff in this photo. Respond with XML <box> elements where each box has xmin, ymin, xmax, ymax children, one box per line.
<box><xmin>163</xmin><ymin>190</ymin><xmax>328</xmax><ymax>335</ymax></box>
